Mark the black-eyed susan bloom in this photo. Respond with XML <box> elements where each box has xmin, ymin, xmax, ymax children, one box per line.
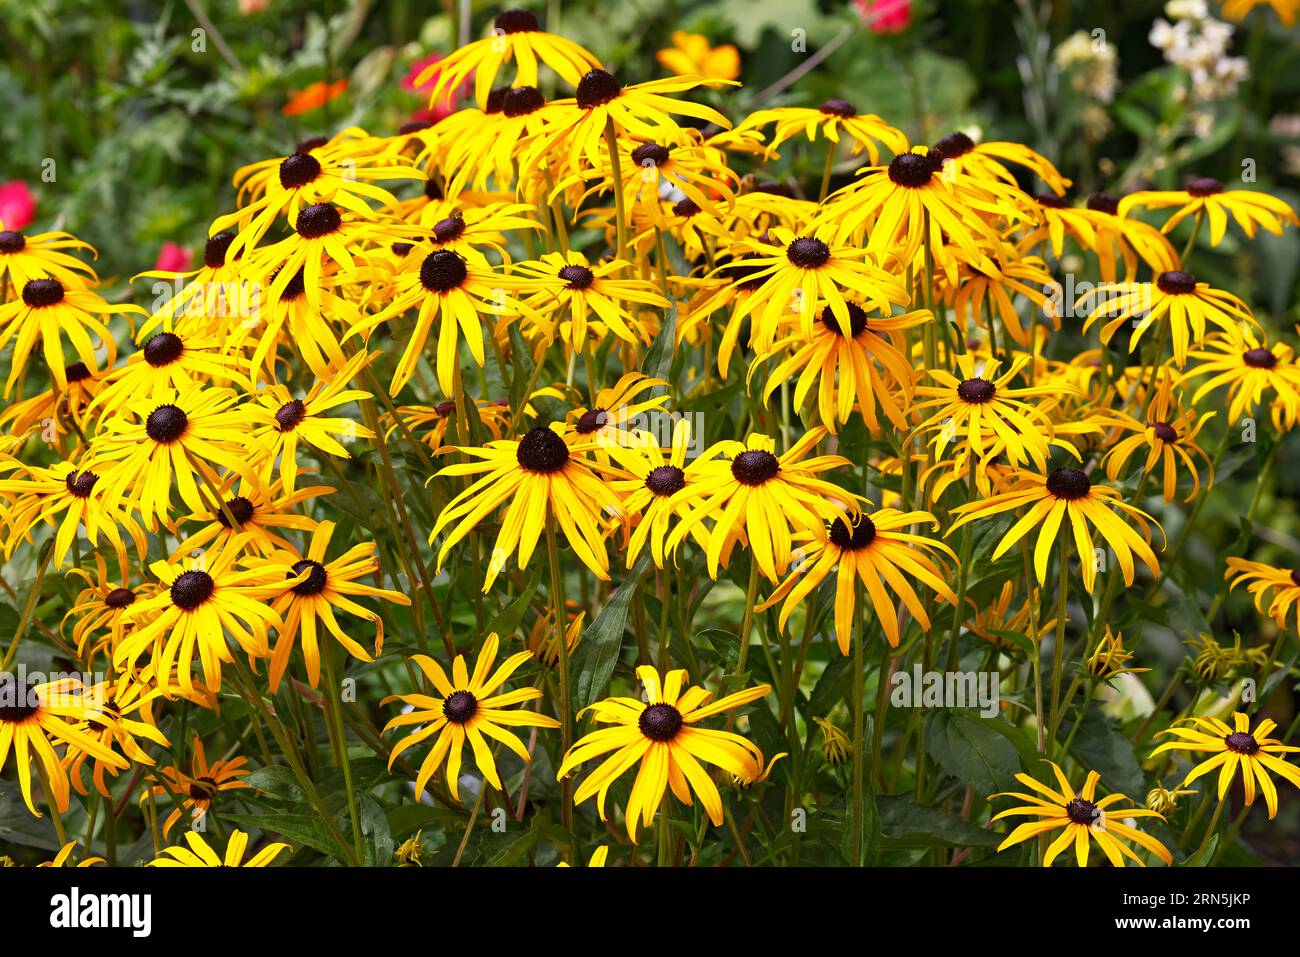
<box><xmin>0</xmin><ymin>675</ymin><xmax>127</xmax><ymax>816</ymax></box>
<box><xmin>430</xmin><ymin>424</ymin><xmax>621</xmax><ymax>591</ymax></box>
<box><xmin>66</xmin><ymin>674</ymin><xmax>169</xmax><ymax>798</ymax></box>
<box><xmin>666</xmin><ymin>429</ymin><xmax>857</xmax><ymax>583</ymax></box>
<box><xmin>1225</xmin><ymin>558</ymin><xmax>1300</xmax><ymax>632</ymax></box>
<box><xmin>146</xmin><ymin>733</ymin><xmax>250</xmax><ymax>837</ymax></box>
<box><xmin>149</xmin><ymin>830</ymin><xmax>290</xmax><ymax>867</ymax></box>
<box><xmin>557</xmin><ymin>666</ymin><xmax>772</xmax><ymax>842</ymax></box>
<box><xmin>514</xmin><ymin>251</ymin><xmax>668</xmax><ymax>347</ymax></box>
<box><xmin>1097</xmin><ymin>375</ymin><xmax>1216</xmax><ymax>503</ymax></box>
<box><xmin>1151</xmin><ymin>712</ymin><xmax>1300</xmax><ymax>819</ymax></box>
<box><xmin>1119</xmin><ymin>178</ymin><xmax>1298</xmax><ymax>246</ymax></box>
<box><xmin>758</xmin><ymin>509</ymin><xmax>957</xmax><ymax>651</ymax></box>
<box><xmin>115</xmin><ymin>534</ymin><xmax>289</xmax><ymax>694</ymax></box>
<box><xmin>950</xmin><ymin>467</ymin><xmax>1161</xmax><ymax>591</ymax></box>
<box><xmin>1181</xmin><ymin>329</ymin><xmax>1300</xmax><ymax>430</ymax></box>
<box><xmin>732</xmin><ymin>100</ymin><xmax>908</xmax><ymax>165</ymax></box>
<box><xmin>254</xmin><ymin>520</ymin><xmax>411</xmax><ymax>691</ymax></box>
<box><xmin>0</xmin><ymin>228</ymin><xmax>98</xmax><ymax>288</ymax></box>
<box><xmin>991</xmin><ymin>761</ymin><xmax>1173</xmax><ymax>866</ymax></box>
<box><xmin>383</xmin><ymin>633</ymin><xmax>559</xmax><ymax>801</ymax></box>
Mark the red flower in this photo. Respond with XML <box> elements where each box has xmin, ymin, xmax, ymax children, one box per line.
<box><xmin>0</xmin><ymin>181</ymin><xmax>36</xmax><ymax>231</ymax></box>
<box><xmin>401</xmin><ymin>53</ymin><xmax>463</xmax><ymax>122</ymax></box>
<box><xmin>153</xmin><ymin>241</ymin><xmax>193</xmax><ymax>273</ymax></box>
<box><xmin>854</xmin><ymin>0</ymin><xmax>912</xmax><ymax>33</ymax></box>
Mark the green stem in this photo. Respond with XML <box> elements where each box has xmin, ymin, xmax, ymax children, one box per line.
<box><xmin>323</xmin><ymin>650</ymin><xmax>366</xmax><ymax>866</ymax></box>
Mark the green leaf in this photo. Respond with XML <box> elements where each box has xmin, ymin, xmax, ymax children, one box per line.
<box><xmin>224</xmin><ymin>812</ymin><xmax>350</xmax><ymax>862</ymax></box>
<box><xmin>573</xmin><ymin>552</ymin><xmax>652</xmax><ymax>706</ymax></box>
<box><xmin>483</xmin><ymin>566</ymin><xmax>542</xmax><ymax>640</ymax></box>
<box><xmin>242</xmin><ymin>765</ymin><xmax>307</xmax><ymax>804</ymax></box>
<box><xmin>877</xmin><ymin>795</ymin><xmax>1002</xmax><ymax>848</ymax></box>
<box><xmin>924</xmin><ymin>711</ymin><xmax>1023</xmax><ymax>794</ymax></box>
<box><xmin>357</xmin><ymin>791</ymin><xmax>394</xmax><ymax>867</ymax></box>
<box><xmin>1060</xmin><ymin>703</ymin><xmax>1144</xmax><ymax>796</ymax></box>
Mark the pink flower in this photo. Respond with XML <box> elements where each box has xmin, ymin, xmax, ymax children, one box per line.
<box><xmin>401</xmin><ymin>53</ymin><xmax>463</xmax><ymax>122</ymax></box>
<box><xmin>0</xmin><ymin>181</ymin><xmax>36</xmax><ymax>232</ymax></box>
<box><xmin>153</xmin><ymin>242</ymin><xmax>193</xmax><ymax>273</ymax></box>
<box><xmin>854</xmin><ymin>0</ymin><xmax>912</xmax><ymax>33</ymax></box>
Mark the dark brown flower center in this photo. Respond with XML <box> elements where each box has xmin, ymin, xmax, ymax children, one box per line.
<box><xmin>1156</xmin><ymin>270</ymin><xmax>1196</xmax><ymax>295</ymax></box>
<box><xmin>434</xmin><ymin>400</ymin><xmax>458</xmax><ymax>417</ymax></box>
<box><xmin>820</xmin><ymin>98</ymin><xmax>857</xmax><ymax>117</ymax></box>
<box><xmin>280</xmin><ymin>268</ymin><xmax>307</xmax><ymax>300</ymax></box>
<box><xmin>188</xmin><ymin>776</ymin><xmax>217</xmax><ymax>801</ymax></box>
<box><xmin>65</xmin><ymin>361</ymin><xmax>92</xmax><ymax>383</ymax></box>
<box><xmin>424</xmin><ymin>178</ymin><xmax>444</xmax><ymax>201</ymax></box>
<box><xmin>1224</xmin><ymin>731</ymin><xmax>1258</xmax><ymax>754</ymax></box>
<box><xmin>558</xmin><ymin>264</ymin><xmax>596</xmax><ymax>290</ymax></box>
<box><xmin>0</xmin><ymin>679</ymin><xmax>37</xmax><ymax>723</ymax></box>
<box><xmin>645</xmin><ymin>465</ymin><xmax>686</xmax><ymax>496</ymax></box>
<box><xmin>64</xmin><ymin>469</ymin><xmax>98</xmax><ymax>498</ymax></box>
<box><xmin>204</xmin><ymin>231</ymin><xmax>237</xmax><ymax>267</ymax></box>
<box><xmin>442</xmin><ymin>690</ymin><xmax>478</xmax><ymax>723</ymax></box>
<box><xmin>574</xmin><ymin>408</ymin><xmax>608</xmax><ymax>434</ymax></box>
<box><xmin>143</xmin><ymin>332</ymin><xmax>185</xmax><ymax>367</ymax></box>
<box><xmin>279</xmin><ymin>152</ymin><xmax>323</xmax><ymax>189</ymax></box>
<box><xmin>1035</xmin><ymin>193</ymin><xmax>1068</xmax><ymax>209</ymax></box>
<box><xmin>516</xmin><ymin>426</ymin><xmax>569</xmax><ymax>473</ymax></box>
<box><xmin>888</xmin><ymin>152</ymin><xmax>934</xmax><ymax>188</ymax></box>
<box><xmin>22</xmin><ymin>278</ymin><xmax>64</xmax><ymax>308</ymax></box>
<box><xmin>1046</xmin><ymin>467</ymin><xmax>1091</xmax><ymax>501</ymax></box>
<box><xmin>1243</xmin><ymin>347</ymin><xmax>1277</xmax><ymax>369</ymax></box>
<box><xmin>639</xmin><ymin>703</ymin><xmax>683</xmax><ymax>741</ymax></box>
<box><xmin>296</xmin><ymin>135</ymin><xmax>329</xmax><ymax>153</ymax></box>
<box><xmin>932</xmin><ymin>131</ymin><xmax>975</xmax><ymax>160</ymax></box>
<box><xmin>218</xmin><ymin>496</ymin><xmax>256</xmax><ymax>528</ymax></box>
<box><xmin>171</xmin><ymin>570</ymin><xmax>215</xmax><ymax>610</ymax></box>
<box><xmin>275</xmin><ymin>398</ymin><xmax>307</xmax><ymax>432</ymax></box>
<box><xmin>576</xmin><ymin>69</ymin><xmax>622</xmax><ymax>109</ymax></box>
<box><xmin>731</xmin><ymin>449</ymin><xmax>780</xmax><ymax>486</ymax></box>
<box><xmin>397</xmin><ymin>119</ymin><xmax>433</xmax><ymax>135</ymax></box>
<box><xmin>786</xmin><ymin>237</ymin><xmax>831</xmax><ymax>269</ymax></box>
<box><xmin>1152</xmin><ymin>422</ymin><xmax>1178</xmax><ymax>443</ymax></box>
<box><xmin>1065</xmin><ymin>797</ymin><xmax>1099</xmax><ymax>825</ymax></box>
<box><xmin>957</xmin><ymin>378</ymin><xmax>997</xmax><ymax>404</ymax></box>
<box><xmin>631</xmin><ymin>142</ymin><xmax>671</xmax><ymax>167</ymax></box>
<box><xmin>0</xmin><ymin>230</ymin><xmax>26</xmax><ymax>253</ymax></box>
<box><xmin>289</xmin><ymin>559</ymin><xmax>328</xmax><ymax>596</ymax></box>
<box><xmin>829</xmin><ymin>515</ymin><xmax>876</xmax><ymax>551</ymax></box>
<box><xmin>420</xmin><ymin>250</ymin><xmax>469</xmax><ymax>292</ymax></box>
<box><xmin>432</xmin><ymin>213</ymin><xmax>466</xmax><ymax>244</ymax></box>
<box><xmin>494</xmin><ymin>8</ymin><xmax>539</xmax><ymax>32</ymax></box>
<box><xmin>821</xmin><ymin>302</ymin><xmax>868</xmax><ymax>337</ymax></box>
<box><xmin>105</xmin><ymin>587</ymin><xmax>136</xmax><ymax>609</ymax></box>
<box><xmin>1187</xmin><ymin>177</ymin><xmax>1223</xmax><ymax>197</ymax></box>
<box><xmin>503</xmin><ymin>85</ymin><xmax>545</xmax><ymax>117</ymax></box>
<box><xmin>1086</xmin><ymin>192</ymin><xmax>1120</xmax><ymax>215</ymax></box>
<box><xmin>145</xmin><ymin>404</ymin><xmax>189</xmax><ymax>444</ymax></box>
<box><xmin>296</xmin><ymin>203</ymin><xmax>342</xmax><ymax>238</ymax></box>
<box><xmin>672</xmin><ymin>198</ymin><xmax>701</xmax><ymax>218</ymax></box>
<box><xmin>485</xmin><ymin>86</ymin><xmax>511</xmax><ymax>114</ymax></box>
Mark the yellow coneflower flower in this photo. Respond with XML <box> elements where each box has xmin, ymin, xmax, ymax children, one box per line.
<box><xmin>604</xmin><ymin>418</ymin><xmax>709</xmax><ymax>568</ymax></box>
<box><xmin>66</xmin><ymin>673</ymin><xmax>169</xmax><ymax>798</ymax></box>
<box><xmin>1097</xmin><ymin>375</ymin><xmax>1216</xmax><ymax>503</ymax></box>
<box><xmin>1221</xmin><ymin>0</ymin><xmax>1298</xmax><ymax>25</ymax></box>
<box><xmin>347</xmin><ymin>247</ymin><xmax>536</xmax><ymax>395</ymax></box>
<box><xmin>720</xmin><ymin>224</ymin><xmax>908</xmax><ymax>352</ymax></box>
<box><xmin>88</xmin><ymin>328</ymin><xmax>251</xmax><ymax>416</ymax></box>
<box><xmin>814</xmin><ymin>717</ymin><xmax>852</xmax><ymax>765</ymax></box>
<box><xmin>599</xmin><ymin>134</ymin><xmax>739</xmax><ymax>228</ymax></box>
<box><xmin>1152</xmin><ymin>712</ymin><xmax>1300</xmax><ymax>819</ymax></box>
<box><xmin>0</xmin><ymin>276</ymin><xmax>138</xmax><ymax>397</ymax></box>
<box><xmin>63</xmin><ymin>553</ymin><xmax>160</xmax><ymax>659</ymax></box>
<box><xmin>0</xmin><ymin>460</ymin><xmax>146</xmax><ymax>569</ymax></box>
<box><xmin>556</xmin><ymin>665</ymin><xmax>772</xmax><ymax>842</ymax></box>
<box><xmin>442</xmin><ymin>89</ymin><xmax>566</xmax><ymax>196</ymax></box>
<box><xmin>930</xmin><ymin>130</ymin><xmax>1070</xmax><ymax>195</ymax></box>
<box><xmin>758</xmin><ymin>509</ymin><xmax>956</xmax><ymax>650</ymax></box>
<box><xmin>1181</xmin><ymin>330</ymin><xmax>1300</xmax><ymax>429</ymax></box>
<box><xmin>244</xmin><ymin>265</ymin><xmax>357</xmax><ymax>384</ymax></box>
<box><xmin>515</xmin><ymin>251</ymin><xmax>668</xmax><ymax>347</ymax></box>
<box><xmin>149</xmin><ymin>830</ymin><xmax>290</xmax><ymax>867</ymax></box>
<box><xmin>950</xmin><ymin>466</ymin><xmax>1161</xmax><ymax>592</ymax></box>
<box><xmin>254</xmin><ymin>520</ymin><xmax>411</xmax><ymax>691</ymax></box>
<box><xmin>751</xmin><ymin>302</ymin><xmax>927</xmax><ymax>434</ymax></box>
<box><xmin>1076</xmin><ymin>191</ymin><xmax>1178</xmax><ymax>282</ymax></box>
<box><xmin>0</xmin><ymin>359</ymin><xmax>105</xmax><ymax>444</ymax></box>
<box><xmin>563</xmin><ymin>372</ymin><xmax>669</xmax><ymax>451</ymax></box>
<box><xmin>910</xmin><ymin>353</ymin><xmax>1065</xmax><ymax>473</ymax></box>
<box><xmin>115</xmin><ymin>533</ymin><xmax>288</xmax><ymax>694</ymax></box>
<box><xmin>134</xmin><ymin>230</ymin><xmax>257</xmax><ymax>339</ymax></box>
<box><xmin>1085</xmin><ymin>627</ymin><xmax>1150</xmax><ymax>679</ymax></box>
<box><xmin>1119</xmin><ymin>178</ymin><xmax>1298</xmax><ymax>246</ymax></box>
<box><xmin>383</xmin><ymin>633</ymin><xmax>559</xmax><ymax>801</ymax></box>
<box><xmin>146</xmin><ymin>734</ymin><xmax>250</xmax><ymax>837</ymax></box>
<box><xmin>430</xmin><ymin>423</ymin><xmax>622</xmax><ymax>591</ymax></box>
<box><xmin>666</xmin><ymin>429</ymin><xmax>856</xmax><ymax>583</ymax></box>
<box><xmin>168</xmin><ymin>475</ymin><xmax>333</xmax><ymax>559</ymax></box>
<box><xmin>1077</xmin><ymin>269</ymin><xmax>1256</xmax><ymax>367</ymax></box>
<box><xmin>525</xmin><ymin>607</ymin><xmax>585</xmax><ymax>668</ymax></box>
<box><xmin>941</xmin><ymin>245</ymin><xmax>1057</xmax><ymax>347</ymax></box>
<box><xmin>88</xmin><ymin>384</ymin><xmax>267</xmax><ymax>531</ymax></box>
<box><xmin>656</xmin><ymin>30</ymin><xmax>740</xmax><ymax>82</ymax></box>
<box><xmin>0</xmin><ymin>228</ymin><xmax>98</xmax><ymax>288</ymax></box>
<box><xmin>417</xmin><ymin>8</ymin><xmax>602</xmax><ymax>107</ymax></box>
<box><xmin>732</xmin><ymin>100</ymin><xmax>908</xmax><ymax>165</ymax></box>
<box><xmin>1225</xmin><ymin>557</ymin><xmax>1300</xmax><ymax>631</ymax></box>
<box><xmin>991</xmin><ymin>760</ymin><xmax>1172</xmax><ymax>867</ymax></box>
<box><xmin>557</xmin><ymin>845</ymin><xmax>610</xmax><ymax>867</ymax></box>
<box><xmin>248</xmin><ymin>351</ymin><xmax>375</xmax><ymax>496</ymax></box>
<box><xmin>0</xmin><ymin>675</ymin><xmax>127</xmax><ymax>816</ymax></box>
<box><xmin>382</xmin><ymin>398</ymin><xmax>512</xmax><ymax>453</ymax></box>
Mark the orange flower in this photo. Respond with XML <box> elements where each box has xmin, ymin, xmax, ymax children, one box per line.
<box><xmin>655</xmin><ymin>31</ymin><xmax>740</xmax><ymax>82</ymax></box>
<box><xmin>282</xmin><ymin>78</ymin><xmax>348</xmax><ymax>117</ymax></box>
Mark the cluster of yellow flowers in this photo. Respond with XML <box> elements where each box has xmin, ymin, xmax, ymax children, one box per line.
<box><xmin>3</xmin><ymin>7</ymin><xmax>1300</xmax><ymax>867</ymax></box>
